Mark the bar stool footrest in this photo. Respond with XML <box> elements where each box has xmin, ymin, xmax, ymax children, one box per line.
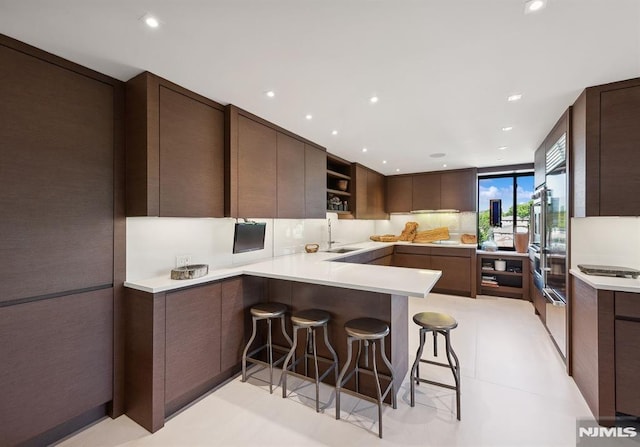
<box><xmin>415</xmin><ymin>377</ymin><xmax>458</xmax><ymax>391</ymax></box>
<box><xmin>419</xmin><ymin>358</ymin><xmax>459</xmax><ymax>370</ymax></box>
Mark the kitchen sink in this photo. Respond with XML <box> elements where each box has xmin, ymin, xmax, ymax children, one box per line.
<box><xmin>327</xmin><ymin>247</ymin><xmax>359</xmax><ymax>254</ymax></box>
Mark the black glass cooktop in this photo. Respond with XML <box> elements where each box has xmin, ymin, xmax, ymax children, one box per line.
<box><xmin>578</xmin><ymin>264</ymin><xmax>640</xmax><ymax>279</ymax></box>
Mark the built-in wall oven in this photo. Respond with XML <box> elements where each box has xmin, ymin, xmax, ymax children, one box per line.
<box><xmin>529</xmin><ymin>187</ymin><xmax>545</xmax><ymax>290</ymax></box>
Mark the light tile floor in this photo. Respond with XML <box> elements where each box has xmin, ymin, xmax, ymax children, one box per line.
<box><xmin>57</xmin><ymin>293</ymin><xmax>593</xmax><ymax>447</ymax></box>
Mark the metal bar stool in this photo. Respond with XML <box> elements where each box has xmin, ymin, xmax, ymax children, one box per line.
<box><xmin>335</xmin><ymin>318</ymin><xmax>396</xmax><ymax>439</ymax></box>
<box><xmin>281</xmin><ymin>309</ymin><xmax>339</xmax><ymax>412</ymax></box>
<box><xmin>241</xmin><ymin>302</ymin><xmax>293</xmax><ymax>394</ymax></box>
<box><xmin>410</xmin><ymin>311</ymin><xmax>461</xmax><ymax>420</ymax></box>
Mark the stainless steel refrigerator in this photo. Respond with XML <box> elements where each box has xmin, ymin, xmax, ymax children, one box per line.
<box><xmin>542</xmin><ymin>133</ymin><xmax>568</xmax><ymax>358</ymax></box>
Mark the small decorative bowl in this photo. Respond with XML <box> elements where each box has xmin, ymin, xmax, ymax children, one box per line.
<box><xmin>171</xmin><ymin>264</ymin><xmax>209</xmax><ymax>280</ymax></box>
<box><xmin>305</xmin><ymin>243</ymin><xmax>319</xmax><ymax>253</ymax></box>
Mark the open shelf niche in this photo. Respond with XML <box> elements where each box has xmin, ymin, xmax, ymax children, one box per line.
<box><xmin>326</xmin><ymin>153</ymin><xmax>353</xmax><ymax>218</ymax></box>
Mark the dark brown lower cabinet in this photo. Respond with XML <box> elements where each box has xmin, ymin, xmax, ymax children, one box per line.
<box><xmin>615</xmin><ymin>320</ymin><xmax>640</xmax><ymax>416</ymax></box>
<box><xmin>614</xmin><ymin>292</ymin><xmax>640</xmax><ymax>417</ymax></box>
<box><xmin>0</xmin><ymin>289</ymin><xmax>114</xmax><ymax>446</ymax></box>
<box><xmin>391</xmin><ymin>246</ymin><xmax>475</xmax><ymax>297</ymax></box>
<box><xmin>431</xmin><ymin>255</ymin><xmax>471</xmax><ymax>295</ymax></box>
<box><xmin>568</xmin><ymin>276</ymin><xmax>640</xmax><ymax>426</ymax></box>
<box><xmin>165</xmin><ymin>284</ymin><xmax>222</xmax><ymax>414</ymax></box>
<box><xmin>531</xmin><ymin>277</ymin><xmax>546</xmax><ymax>323</ymax></box>
<box><xmin>125</xmin><ymin>276</ymin><xmax>265</xmax><ymax>432</ymax></box>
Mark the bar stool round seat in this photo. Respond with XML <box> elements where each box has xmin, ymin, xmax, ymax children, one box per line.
<box><xmin>291</xmin><ymin>309</ymin><xmax>330</xmax><ymax>327</ymax></box>
<box><xmin>344</xmin><ymin>318</ymin><xmax>390</xmax><ymax>340</ymax></box>
<box><xmin>336</xmin><ymin>317</ymin><xmax>396</xmax><ymax>439</ymax></box>
<box><xmin>250</xmin><ymin>302</ymin><xmax>288</xmax><ymax>319</ymax></box>
<box><xmin>413</xmin><ymin>312</ymin><xmax>458</xmax><ymax>331</ymax></box>
<box><xmin>282</xmin><ymin>309</ymin><xmax>339</xmax><ymax>412</ymax></box>
<box><xmin>410</xmin><ymin>311</ymin><xmax>461</xmax><ymax>421</ymax></box>
<box><xmin>242</xmin><ymin>302</ymin><xmax>293</xmax><ymax>394</ymax></box>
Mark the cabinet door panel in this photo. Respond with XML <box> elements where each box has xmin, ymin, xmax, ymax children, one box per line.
<box><xmin>367</xmin><ymin>169</ymin><xmax>386</xmax><ymax>218</ymax></box>
<box><xmin>387</xmin><ymin>176</ymin><xmax>413</xmax><ymax>213</ymax></box>
<box><xmin>440</xmin><ymin>169</ymin><xmax>476</xmax><ymax>211</ymax></box>
<box><xmin>431</xmin><ymin>256</ymin><xmax>470</xmax><ymax>293</ymax></box>
<box><xmin>0</xmin><ymin>45</ymin><xmax>114</xmax><ymax>302</ymax></box>
<box><xmin>615</xmin><ymin>320</ymin><xmax>640</xmax><ymax>416</ymax></box>
<box><xmin>0</xmin><ymin>289</ymin><xmax>113</xmax><ymax>446</ymax></box>
<box><xmin>276</xmin><ymin>132</ymin><xmax>305</xmax><ymax>218</ymax></box>
<box><xmin>412</xmin><ymin>173</ymin><xmax>441</xmax><ymax>210</ymax></box>
<box><xmin>220</xmin><ymin>278</ymin><xmax>245</xmax><ymax>372</ymax></box>
<box><xmin>165</xmin><ymin>284</ymin><xmax>221</xmax><ymax>407</ymax></box>
<box><xmin>305</xmin><ymin>145</ymin><xmax>327</xmax><ymax>218</ymax></box>
<box><xmin>599</xmin><ymin>86</ymin><xmax>640</xmax><ymax>216</ymax></box>
<box><xmin>393</xmin><ymin>254</ymin><xmax>431</xmax><ymax>269</ymax></box>
<box><xmin>531</xmin><ymin>279</ymin><xmax>546</xmax><ymax>323</ymax></box>
<box><xmin>159</xmin><ymin>86</ymin><xmax>224</xmax><ymax>217</ymax></box>
<box><xmin>237</xmin><ymin>116</ymin><xmax>277</xmax><ymax>217</ymax></box>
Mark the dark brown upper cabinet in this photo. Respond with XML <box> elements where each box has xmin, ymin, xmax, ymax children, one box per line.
<box><xmin>305</xmin><ymin>145</ymin><xmax>327</xmax><ymax>218</ymax></box>
<box><xmin>572</xmin><ymin>77</ymin><xmax>640</xmax><ymax>216</ymax></box>
<box><xmin>440</xmin><ymin>169</ymin><xmax>477</xmax><ymax>211</ymax></box>
<box><xmin>277</xmin><ymin>132</ymin><xmax>305</xmax><ymax>218</ymax></box>
<box><xmin>226</xmin><ymin>105</ymin><xmax>326</xmax><ymax>218</ymax></box>
<box><xmin>125</xmin><ymin>72</ymin><xmax>225</xmax><ymax>217</ymax></box>
<box><xmin>353</xmin><ymin>164</ymin><xmax>388</xmax><ymax>219</ymax></box>
<box><xmin>412</xmin><ymin>173</ymin><xmax>441</xmax><ymax>210</ymax></box>
<box><xmin>386</xmin><ymin>175</ymin><xmax>413</xmax><ymax>213</ymax></box>
<box><xmin>387</xmin><ymin>168</ymin><xmax>477</xmax><ymax>213</ymax></box>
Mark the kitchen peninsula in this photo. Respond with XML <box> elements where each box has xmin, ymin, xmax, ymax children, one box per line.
<box><xmin>124</xmin><ymin>241</ymin><xmax>442</xmax><ymax>432</ymax></box>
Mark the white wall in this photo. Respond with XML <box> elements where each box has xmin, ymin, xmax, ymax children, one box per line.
<box><xmin>126</xmin><ymin>213</ymin><xmax>376</xmax><ymax>281</ymax></box>
<box><xmin>571</xmin><ymin>216</ymin><xmax>640</xmax><ymax>269</ymax></box>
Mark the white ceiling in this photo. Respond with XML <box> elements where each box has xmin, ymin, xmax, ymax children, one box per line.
<box><xmin>1</xmin><ymin>0</ymin><xmax>639</xmax><ymax>174</ymax></box>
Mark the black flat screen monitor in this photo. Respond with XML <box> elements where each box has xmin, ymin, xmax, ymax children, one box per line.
<box><xmin>232</xmin><ymin>222</ymin><xmax>266</xmax><ymax>254</ymax></box>
<box><xmin>489</xmin><ymin>199</ymin><xmax>502</xmax><ymax>227</ymax></box>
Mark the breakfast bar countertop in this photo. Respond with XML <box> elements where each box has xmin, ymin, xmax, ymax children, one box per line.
<box><xmin>124</xmin><ymin>241</ymin><xmax>442</xmax><ymax>297</ymax></box>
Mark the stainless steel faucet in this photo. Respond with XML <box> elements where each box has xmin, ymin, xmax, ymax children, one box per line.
<box><xmin>328</xmin><ymin>218</ymin><xmax>334</xmax><ymax>250</ymax></box>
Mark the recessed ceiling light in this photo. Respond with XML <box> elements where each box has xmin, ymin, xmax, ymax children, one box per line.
<box><xmin>507</xmin><ymin>94</ymin><xmax>523</xmax><ymax>102</ymax></box>
<box><xmin>498</xmin><ymin>146</ymin><xmax>508</xmax><ymax>151</ymax></box>
<box><xmin>265</xmin><ymin>90</ymin><xmax>275</xmax><ymax>98</ymax></box>
<box><xmin>370</xmin><ymin>96</ymin><xmax>379</xmax><ymax>104</ymax></box>
<box><xmin>331</xmin><ymin>130</ymin><xmax>338</xmax><ymax>135</ymax></box>
<box><xmin>430</xmin><ymin>153</ymin><xmax>446</xmax><ymax>158</ymax></box>
<box><xmin>382</xmin><ymin>160</ymin><xmax>387</xmax><ymax>164</ymax></box>
<box><xmin>525</xmin><ymin>0</ymin><xmax>547</xmax><ymax>13</ymax></box>
<box><xmin>305</xmin><ymin>114</ymin><xmax>313</xmax><ymax>120</ymax></box>
<box><xmin>362</xmin><ymin>148</ymin><xmax>368</xmax><ymax>153</ymax></box>
<box><xmin>443</xmin><ymin>164</ymin><xmax>448</xmax><ymax>168</ymax></box>
<box><xmin>141</xmin><ymin>14</ymin><xmax>160</xmax><ymax>28</ymax></box>
<box><xmin>396</xmin><ymin>168</ymin><xmax>400</xmax><ymax>172</ymax></box>
<box><xmin>502</xmin><ymin>126</ymin><xmax>513</xmax><ymax>131</ymax></box>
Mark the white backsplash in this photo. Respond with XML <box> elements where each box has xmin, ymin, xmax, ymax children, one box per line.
<box><xmin>127</xmin><ymin>213</ymin><xmax>376</xmax><ymax>281</ymax></box>
<box><xmin>374</xmin><ymin>212</ymin><xmax>477</xmax><ymax>241</ymax></box>
<box><xmin>571</xmin><ymin>216</ymin><xmax>640</xmax><ymax>269</ymax></box>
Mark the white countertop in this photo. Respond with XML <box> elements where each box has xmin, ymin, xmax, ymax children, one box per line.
<box><xmin>125</xmin><ymin>241</ymin><xmax>442</xmax><ymax>297</ymax></box>
<box><xmin>570</xmin><ymin>269</ymin><xmax>640</xmax><ymax>293</ymax></box>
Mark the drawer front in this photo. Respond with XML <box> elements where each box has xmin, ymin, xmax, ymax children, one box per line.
<box><xmin>430</xmin><ymin>246</ymin><xmax>472</xmax><ymax>258</ymax></box>
<box><xmin>394</xmin><ymin>245</ymin><xmax>431</xmax><ymax>255</ymax></box>
<box><xmin>393</xmin><ymin>253</ymin><xmax>431</xmax><ymax>269</ymax></box>
<box><xmin>615</xmin><ymin>292</ymin><xmax>640</xmax><ymax>319</ymax></box>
